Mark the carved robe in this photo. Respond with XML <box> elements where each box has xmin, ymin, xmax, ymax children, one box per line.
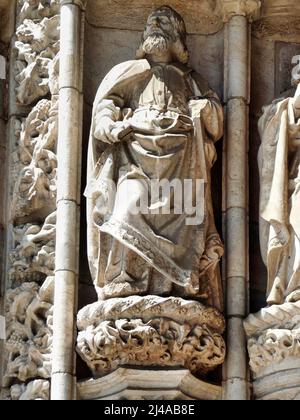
<box><xmin>258</xmin><ymin>93</ymin><xmax>300</xmax><ymax>305</ymax></box>
<box><xmin>86</xmin><ymin>59</ymin><xmax>224</xmax><ymax>310</ymax></box>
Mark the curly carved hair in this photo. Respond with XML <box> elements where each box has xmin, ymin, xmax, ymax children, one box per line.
<box><xmin>136</xmin><ymin>6</ymin><xmax>189</xmax><ymax>64</ymax></box>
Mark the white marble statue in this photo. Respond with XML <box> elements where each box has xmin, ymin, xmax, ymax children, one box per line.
<box><xmin>86</xmin><ymin>6</ymin><xmax>224</xmax><ymax>310</ymax></box>
<box><xmin>258</xmin><ymin>77</ymin><xmax>300</xmax><ymax>305</ymax></box>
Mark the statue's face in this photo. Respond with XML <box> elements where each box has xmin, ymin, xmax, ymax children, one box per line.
<box><xmin>144</xmin><ymin>11</ymin><xmax>176</xmax><ymax>42</ymax></box>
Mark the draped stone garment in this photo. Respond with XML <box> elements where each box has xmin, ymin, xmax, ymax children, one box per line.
<box><xmin>258</xmin><ymin>93</ymin><xmax>300</xmax><ymax>305</ymax></box>
<box><xmin>86</xmin><ymin>59</ymin><xmax>224</xmax><ymax>310</ymax></box>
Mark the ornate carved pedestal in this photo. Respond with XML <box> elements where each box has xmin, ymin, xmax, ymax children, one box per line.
<box><xmin>77</xmin><ymin>296</ymin><xmax>225</xmax><ymax>400</ymax></box>
<box><xmin>244</xmin><ymin>302</ymin><xmax>300</xmax><ymax>400</ymax></box>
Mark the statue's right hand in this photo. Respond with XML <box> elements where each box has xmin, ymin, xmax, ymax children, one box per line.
<box><xmin>94</xmin><ymin>116</ymin><xmax>120</xmax><ymax>143</ymax></box>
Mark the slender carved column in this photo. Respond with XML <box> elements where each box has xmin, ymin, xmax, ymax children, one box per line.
<box><xmin>222</xmin><ymin>0</ymin><xmax>261</xmax><ymax>400</ymax></box>
<box><xmin>51</xmin><ymin>0</ymin><xmax>85</xmax><ymax>400</ymax></box>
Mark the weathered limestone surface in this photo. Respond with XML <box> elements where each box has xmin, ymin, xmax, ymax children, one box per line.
<box><xmin>245</xmin><ymin>302</ymin><xmax>300</xmax><ymax>400</ymax></box>
<box><xmin>245</xmin><ymin>34</ymin><xmax>300</xmax><ymax>399</ymax></box>
<box><xmin>2</xmin><ymin>0</ymin><xmax>59</xmax><ymax>401</ymax></box>
<box><xmin>4</xmin><ymin>379</ymin><xmax>50</xmax><ymax>400</ymax></box>
<box><xmin>9</xmin><ymin>212</ymin><xmax>56</xmax><ymax>285</ymax></box>
<box><xmin>83</xmin><ymin>25</ymin><xmax>224</xmax><ymax>109</ymax></box>
<box><xmin>86</xmin><ymin>0</ymin><xmax>224</xmax><ymax>35</ymax></box>
<box><xmin>50</xmin><ymin>0</ymin><xmax>85</xmax><ymax>401</ymax></box>
<box><xmin>12</xmin><ymin>99</ymin><xmax>58</xmax><ymax>224</ymax></box>
<box><xmin>3</xmin><ymin>278</ymin><xmax>54</xmax><ymax>387</ymax></box>
<box><xmin>78</xmin><ymin>5</ymin><xmax>226</xmax><ymax>400</ymax></box>
<box><xmin>78</xmin><ymin>368</ymin><xmax>222</xmax><ymax>400</ymax></box>
<box><xmin>14</xmin><ymin>15</ymin><xmax>59</xmax><ymax>105</ymax></box>
<box><xmin>77</xmin><ymin>296</ymin><xmax>225</xmax><ymax>377</ymax></box>
<box><xmin>254</xmin><ymin>0</ymin><xmax>300</xmax><ymax>42</ymax></box>
<box><xmin>223</xmin><ymin>0</ymin><xmax>261</xmax><ymax>401</ymax></box>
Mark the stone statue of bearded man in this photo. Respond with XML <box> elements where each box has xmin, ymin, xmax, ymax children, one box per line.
<box><xmin>86</xmin><ymin>6</ymin><xmax>224</xmax><ymax>311</ymax></box>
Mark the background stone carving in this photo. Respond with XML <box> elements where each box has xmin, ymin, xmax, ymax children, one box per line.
<box><xmin>3</xmin><ymin>277</ymin><xmax>54</xmax><ymax>387</ymax></box>
<box><xmin>18</xmin><ymin>0</ymin><xmax>59</xmax><ymax>23</ymax></box>
<box><xmin>244</xmin><ymin>302</ymin><xmax>300</xmax><ymax>400</ymax></box>
<box><xmin>245</xmin><ymin>301</ymin><xmax>300</xmax><ymax>375</ymax></box>
<box><xmin>2</xmin><ymin>0</ymin><xmax>59</xmax><ymax>401</ymax></box>
<box><xmin>9</xmin><ymin>212</ymin><xmax>56</xmax><ymax>285</ymax></box>
<box><xmin>12</xmin><ymin>99</ymin><xmax>58</xmax><ymax>223</ymax></box>
<box><xmin>15</xmin><ymin>10</ymin><xmax>59</xmax><ymax>105</ymax></box>
<box><xmin>6</xmin><ymin>380</ymin><xmax>50</xmax><ymax>400</ymax></box>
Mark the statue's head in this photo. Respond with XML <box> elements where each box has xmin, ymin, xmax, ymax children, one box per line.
<box><xmin>136</xmin><ymin>6</ymin><xmax>189</xmax><ymax>64</ymax></box>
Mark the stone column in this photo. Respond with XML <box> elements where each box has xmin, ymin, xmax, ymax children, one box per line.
<box><xmin>222</xmin><ymin>0</ymin><xmax>261</xmax><ymax>400</ymax></box>
<box><xmin>51</xmin><ymin>0</ymin><xmax>85</xmax><ymax>401</ymax></box>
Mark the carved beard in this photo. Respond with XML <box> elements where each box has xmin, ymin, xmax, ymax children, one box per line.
<box><xmin>142</xmin><ymin>34</ymin><xmax>171</xmax><ymax>55</ymax></box>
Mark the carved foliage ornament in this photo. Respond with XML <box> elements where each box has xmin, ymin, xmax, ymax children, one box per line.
<box><xmin>7</xmin><ymin>380</ymin><xmax>50</xmax><ymax>401</ymax></box>
<box><xmin>77</xmin><ymin>296</ymin><xmax>226</xmax><ymax>378</ymax></box>
<box><xmin>3</xmin><ymin>277</ymin><xmax>54</xmax><ymax>387</ymax></box>
<box><xmin>12</xmin><ymin>99</ymin><xmax>58</xmax><ymax>224</ymax></box>
<box><xmin>15</xmin><ymin>3</ymin><xmax>59</xmax><ymax>105</ymax></box>
<box><xmin>9</xmin><ymin>212</ymin><xmax>56</xmax><ymax>285</ymax></box>
<box><xmin>18</xmin><ymin>0</ymin><xmax>59</xmax><ymax>23</ymax></box>
<box><xmin>244</xmin><ymin>302</ymin><xmax>300</xmax><ymax>375</ymax></box>
<box><xmin>3</xmin><ymin>0</ymin><xmax>59</xmax><ymax>401</ymax></box>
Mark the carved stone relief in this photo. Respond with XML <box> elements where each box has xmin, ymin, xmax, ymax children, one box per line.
<box><xmin>2</xmin><ymin>0</ymin><xmax>59</xmax><ymax>400</ymax></box>
<box><xmin>12</xmin><ymin>99</ymin><xmax>58</xmax><ymax>224</ymax></box>
<box><xmin>9</xmin><ymin>212</ymin><xmax>56</xmax><ymax>285</ymax></box>
<box><xmin>3</xmin><ymin>277</ymin><xmax>54</xmax><ymax>387</ymax></box>
<box><xmin>5</xmin><ymin>380</ymin><xmax>50</xmax><ymax>400</ymax></box>
<box><xmin>77</xmin><ymin>296</ymin><xmax>225</xmax><ymax>378</ymax></box>
<box><xmin>245</xmin><ymin>301</ymin><xmax>300</xmax><ymax>399</ymax></box>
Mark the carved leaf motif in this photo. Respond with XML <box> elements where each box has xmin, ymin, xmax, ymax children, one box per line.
<box><xmin>77</xmin><ymin>296</ymin><xmax>226</xmax><ymax>377</ymax></box>
<box><xmin>9</xmin><ymin>212</ymin><xmax>56</xmax><ymax>285</ymax></box>
<box><xmin>12</xmin><ymin>98</ymin><xmax>58</xmax><ymax>223</ymax></box>
<box><xmin>4</xmin><ymin>278</ymin><xmax>54</xmax><ymax>387</ymax></box>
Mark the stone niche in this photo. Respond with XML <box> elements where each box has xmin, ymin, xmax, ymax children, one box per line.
<box><xmin>247</xmin><ymin>0</ymin><xmax>300</xmax><ymax>401</ymax></box>
<box><xmin>78</xmin><ymin>0</ymin><xmax>225</xmax><ymax>400</ymax></box>
<box><xmin>83</xmin><ymin>0</ymin><xmax>224</xmax><ymax>109</ymax></box>
<box><xmin>249</xmin><ymin>0</ymin><xmax>300</xmax><ymax>312</ymax></box>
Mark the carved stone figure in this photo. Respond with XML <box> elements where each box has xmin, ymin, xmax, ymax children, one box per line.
<box><xmin>79</xmin><ymin>6</ymin><xmax>226</xmax><ymax>380</ymax></box>
<box><xmin>9</xmin><ymin>211</ymin><xmax>56</xmax><ymax>285</ymax></box>
<box><xmin>14</xmin><ymin>14</ymin><xmax>59</xmax><ymax>105</ymax></box>
<box><xmin>12</xmin><ymin>99</ymin><xmax>58</xmax><ymax>223</ymax></box>
<box><xmin>258</xmin><ymin>78</ymin><xmax>300</xmax><ymax>305</ymax></box>
<box><xmin>8</xmin><ymin>380</ymin><xmax>50</xmax><ymax>401</ymax></box>
<box><xmin>1</xmin><ymin>0</ymin><xmax>59</xmax><ymax>400</ymax></box>
<box><xmin>244</xmin><ymin>66</ymin><xmax>300</xmax><ymax>400</ymax></box>
<box><xmin>3</xmin><ymin>277</ymin><xmax>54</xmax><ymax>387</ymax></box>
<box><xmin>86</xmin><ymin>6</ymin><xmax>224</xmax><ymax>311</ymax></box>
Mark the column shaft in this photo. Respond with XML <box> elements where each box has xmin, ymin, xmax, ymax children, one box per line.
<box><xmin>51</xmin><ymin>1</ymin><xmax>84</xmax><ymax>401</ymax></box>
<box><xmin>224</xmin><ymin>14</ymin><xmax>249</xmax><ymax>400</ymax></box>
